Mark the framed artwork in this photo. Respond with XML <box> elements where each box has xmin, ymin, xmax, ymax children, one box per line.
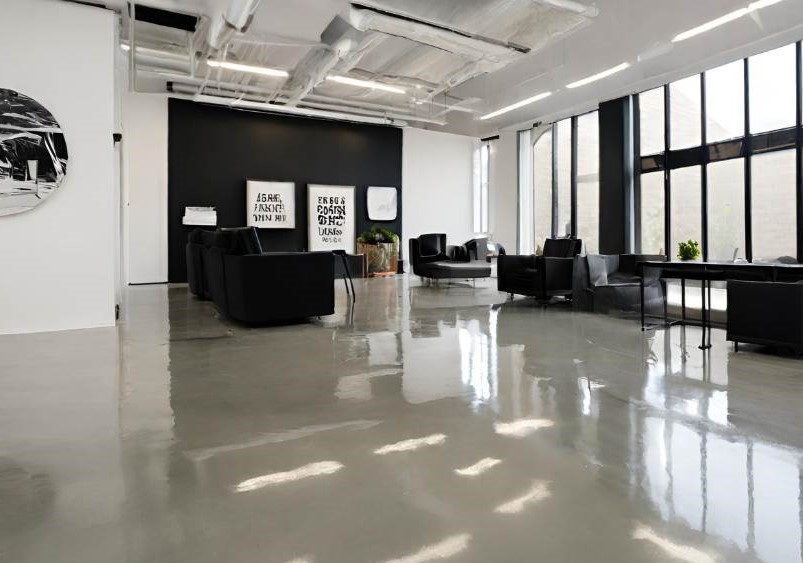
<box><xmin>246</xmin><ymin>180</ymin><xmax>295</xmax><ymax>229</ymax></box>
<box><xmin>366</xmin><ymin>186</ymin><xmax>398</xmax><ymax>221</ymax></box>
<box><xmin>308</xmin><ymin>184</ymin><xmax>355</xmax><ymax>252</ymax></box>
<box><xmin>0</xmin><ymin>88</ymin><xmax>68</xmax><ymax>217</ymax></box>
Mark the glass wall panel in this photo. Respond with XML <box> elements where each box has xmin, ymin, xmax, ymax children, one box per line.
<box><xmin>517</xmin><ymin>129</ymin><xmax>533</xmax><ymax>254</ymax></box>
<box><xmin>533</xmin><ymin>130</ymin><xmax>553</xmax><ymax>248</ymax></box>
<box><xmin>670</xmin><ymin>167</ymin><xmax>702</xmax><ymax>259</ymax></box>
<box><xmin>576</xmin><ymin>112</ymin><xmax>599</xmax><ymax>254</ymax></box>
<box><xmin>705</xmin><ymin>61</ymin><xmax>745</xmax><ymax>143</ymax></box>
<box><xmin>751</xmin><ymin>149</ymin><xmax>797</xmax><ymax>262</ymax></box>
<box><xmin>749</xmin><ymin>44</ymin><xmax>797</xmax><ymax>134</ymax></box>
<box><xmin>640</xmin><ymin>172</ymin><xmax>665</xmax><ymax>255</ymax></box>
<box><xmin>640</xmin><ymin>87</ymin><xmax>665</xmax><ymax>156</ymax></box>
<box><xmin>556</xmin><ymin>120</ymin><xmax>572</xmax><ymax>237</ymax></box>
<box><xmin>670</xmin><ymin>75</ymin><xmax>702</xmax><ymax>150</ymax></box>
<box><xmin>707</xmin><ymin>159</ymin><xmax>745</xmax><ymax>261</ymax></box>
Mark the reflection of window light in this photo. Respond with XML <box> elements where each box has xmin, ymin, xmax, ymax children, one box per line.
<box><xmin>494</xmin><ymin>480</ymin><xmax>551</xmax><ymax>514</ymax></box>
<box><xmin>632</xmin><ymin>524</ymin><xmax>716</xmax><ymax>563</ymax></box>
<box><xmin>455</xmin><ymin>457</ymin><xmax>502</xmax><ymax>477</ymax></box>
<box><xmin>494</xmin><ymin>418</ymin><xmax>554</xmax><ymax>437</ymax></box>
<box><xmin>459</xmin><ymin>320</ymin><xmax>494</xmax><ymax>402</ymax></box>
<box><xmin>384</xmin><ymin>533</ymin><xmax>471</xmax><ymax>563</ymax></box>
<box><xmin>373</xmin><ymin>433</ymin><xmax>447</xmax><ymax>455</ymax></box>
<box><xmin>235</xmin><ymin>461</ymin><xmax>343</xmax><ymax>492</ymax></box>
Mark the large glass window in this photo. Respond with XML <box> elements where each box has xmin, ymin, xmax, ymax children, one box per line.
<box><xmin>474</xmin><ymin>142</ymin><xmax>490</xmax><ymax>234</ymax></box>
<box><xmin>751</xmin><ymin>150</ymin><xmax>797</xmax><ymax>262</ymax></box>
<box><xmin>670</xmin><ymin>75</ymin><xmax>701</xmax><ymax>149</ymax></box>
<box><xmin>576</xmin><ymin>112</ymin><xmax>599</xmax><ymax>253</ymax></box>
<box><xmin>640</xmin><ymin>172</ymin><xmax>665</xmax><ymax>255</ymax></box>
<box><xmin>556</xmin><ymin>119</ymin><xmax>572</xmax><ymax>237</ymax></box>
<box><xmin>640</xmin><ymin>87</ymin><xmax>665</xmax><ymax>156</ymax></box>
<box><xmin>749</xmin><ymin>44</ymin><xmax>797</xmax><ymax>134</ymax></box>
<box><xmin>517</xmin><ymin>130</ymin><xmax>533</xmax><ymax>254</ymax></box>
<box><xmin>533</xmin><ymin>129</ymin><xmax>553</xmax><ymax>248</ymax></box>
<box><xmin>705</xmin><ymin>61</ymin><xmax>745</xmax><ymax>143</ymax></box>
<box><xmin>707</xmin><ymin>159</ymin><xmax>746</xmax><ymax>261</ymax></box>
<box><xmin>670</xmin><ymin>167</ymin><xmax>702</xmax><ymax>259</ymax></box>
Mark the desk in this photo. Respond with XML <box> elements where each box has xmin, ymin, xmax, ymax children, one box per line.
<box><xmin>638</xmin><ymin>261</ymin><xmax>803</xmax><ymax>349</ymax></box>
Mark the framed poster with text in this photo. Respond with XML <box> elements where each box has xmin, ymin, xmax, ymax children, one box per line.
<box><xmin>308</xmin><ymin>184</ymin><xmax>355</xmax><ymax>252</ymax></box>
<box><xmin>246</xmin><ymin>180</ymin><xmax>295</xmax><ymax>229</ymax></box>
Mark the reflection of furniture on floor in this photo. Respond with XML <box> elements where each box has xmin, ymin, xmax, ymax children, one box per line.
<box><xmin>409</xmin><ymin>233</ymin><xmax>491</xmax><ymax>281</ymax></box>
<box><xmin>187</xmin><ymin>226</ymin><xmax>334</xmax><ymax>323</ymax></box>
<box><xmin>497</xmin><ymin>238</ymin><xmax>582</xmax><ymax>299</ymax></box>
<box><xmin>638</xmin><ymin>260</ymin><xmax>803</xmax><ymax>350</ymax></box>
<box><xmin>573</xmin><ymin>254</ymin><xmax>666</xmax><ymax>314</ymax></box>
<box><xmin>186</xmin><ymin>228</ymin><xmax>216</xmax><ymax>300</ymax></box>
<box><xmin>332</xmin><ymin>250</ymin><xmax>357</xmax><ymax>302</ymax></box>
<box><xmin>727</xmin><ymin>280</ymin><xmax>803</xmax><ymax>354</ymax></box>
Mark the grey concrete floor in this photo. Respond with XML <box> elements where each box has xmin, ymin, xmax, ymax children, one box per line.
<box><xmin>1</xmin><ymin>276</ymin><xmax>803</xmax><ymax>563</ymax></box>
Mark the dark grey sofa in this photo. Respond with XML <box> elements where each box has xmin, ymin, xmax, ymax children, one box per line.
<box><xmin>409</xmin><ymin>233</ymin><xmax>491</xmax><ymax>280</ymax></box>
<box><xmin>727</xmin><ymin>280</ymin><xmax>803</xmax><ymax>353</ymax></box>
<box><xmin>573</xmin><ymin>254</ymin><xmax>666</xmax><ymax>313</ymax></box>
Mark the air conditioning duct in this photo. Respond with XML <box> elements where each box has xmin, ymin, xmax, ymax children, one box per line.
<box><xmin>208</xmin><ymin>0</ymin><xmax>263</xmax><ymax>51</ymax></box>
<box><xmin>532</xmin><ymin>0</ymin><xmax>598</xmax><ymax>17</ymax></box>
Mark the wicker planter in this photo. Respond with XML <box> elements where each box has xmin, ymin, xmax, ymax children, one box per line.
<box><xmin>357</xmin><ymin>241</ymin><xmax>398</xmax><ymax>276</ymax></box>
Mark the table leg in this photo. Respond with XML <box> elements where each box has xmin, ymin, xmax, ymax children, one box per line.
<box><xmin>681</xmin><ymin>278</ymin><xmax>686</xmax><ymax>324</ymax></box>
<box><xmin>342</xmin><ymin>255</ymin><xmax>356</xmax><ymax>303</ymax></box>
<box><xmin>640</xmin><ymin>277</ymin><xmax>646</xmax><ymax>331</ymax></box>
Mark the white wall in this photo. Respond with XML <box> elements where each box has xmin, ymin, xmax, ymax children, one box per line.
<box><xmin>0</xmin><ymin>0</ymin><xmax>117</xmax><ymax>335</ymax></box>
<box><xmin>402</xmin><ymin>128</ymin><xmax>475</xmax><ymax>257</ymax></box>
<box><xmin>489</xmin><ymin>132</ymin><xmax>517</xmax><ymax>253</ymax></box>
<box><xmin>123</xmin><ymin>93</ymin><xmax>168</xmax><ymax>284</ymax></box>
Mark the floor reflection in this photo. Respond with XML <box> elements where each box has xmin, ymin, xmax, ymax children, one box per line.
<box><xmin>2</xmin><ymin>276</ymin><xmax>803</xmax><ymax>562</ymax></box>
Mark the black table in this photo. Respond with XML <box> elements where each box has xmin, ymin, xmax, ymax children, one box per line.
<box><xmin>637</xmin><ymin>261</ymin><xmax>803</xmax><ymax>349</ymax></box>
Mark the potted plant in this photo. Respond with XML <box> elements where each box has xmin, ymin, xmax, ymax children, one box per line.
<box><xmin>677</xmin><ymin>239</ymin><xmax>701</xmax><ymax>261</ymax></box>
<box><xmin>356</xmin><ymin>225</ymin><xmax>399</xmax><ymax>276</ymax></box>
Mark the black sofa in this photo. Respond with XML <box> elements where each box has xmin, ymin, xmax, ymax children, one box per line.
<box><xmin>409</xmin><ymin>233</ymin><xmax>491</xmax><ymax>280</ymax></box>
<box><xmin>727</xmin><ymin>280</ymin><xmax>803</xmax><ymax>353</ymax></box>
<box><xmin>497</xmin><ymin>238</ymin><xmax>582</xmax><ymax>299</ymax></box>
<box><xmin>187</xmin><ymin>227</ymin><xmax>334</xmax><ymax>324</ymax></box>
<box><xmin>573</xmin><ymin>254</ymin><xmax>667</xmax><ymax>313</ymax></box>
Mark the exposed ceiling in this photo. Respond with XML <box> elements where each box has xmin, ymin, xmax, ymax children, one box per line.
<box><xmin>77</xmin><ymin>0</ymin><xmax>803</xmax><ymax>135</ymax></box>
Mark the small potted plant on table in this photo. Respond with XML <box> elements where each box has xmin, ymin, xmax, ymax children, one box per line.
<box><xmin>677</xmin><ymin>239</ymin><xmax>701</xmax><ymax>261</ymax></box>
<box><xmin>356</xmin><ymin>225</ymin><xmax>399</xmax><ymax>276</ymax></box>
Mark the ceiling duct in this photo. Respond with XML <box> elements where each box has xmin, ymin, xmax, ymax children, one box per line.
<box><xmin>531</xmin><ymin>0</ymin><xmax>598</xmax><ymax>17</ymax></box>
<box><xmin>208</xmin><ymin>0</ymin><xmax>263</xmax><ymax>51</ymax></box>
<box><xmin>348</xmin><ymin>3</ymin><xmax>529</xmax><ymax>64</ymax></box>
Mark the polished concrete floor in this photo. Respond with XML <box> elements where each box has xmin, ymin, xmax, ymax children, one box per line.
<box><xmin>2</xmin><ymin>276</ymin><xmax>803</xmax><ymax>563</ymax></box>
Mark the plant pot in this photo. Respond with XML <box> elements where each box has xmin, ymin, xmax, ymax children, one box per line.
<box><xmin>357</xmin><ymin>241</ymin><xmax>398</xmax><ymax>275</ymax></box>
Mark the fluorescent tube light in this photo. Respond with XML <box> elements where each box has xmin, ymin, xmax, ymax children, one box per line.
<box><xmin>206</xmin><ymin>59</ymin><xmax>289</xmax><ymax>78</ymax></box>
<box><xmin>566</xmin><ymin>62</ymin><xmax>630</xmax><ymax>89</ymax></box>
<box><xmin>479</xmin><ymin>91</ymin><xmax>552</xmax><ymax>120</ymax></box>
<box><xmin>672</xmin><ymin>0</ymin><xmax>787</xmax><ymax>43</ymax></box>
<box><xmin>326</xmin><ymin>75</ymin><xmax>406</xmax><ymax>94</ymax></box>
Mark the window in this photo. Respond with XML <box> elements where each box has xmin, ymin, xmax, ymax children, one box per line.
<box><xmin>670</xmin><ymin>75</ymin><xmax>701</xmax><ymax>149</ymax></box>
<box><xmin>640</xmin><ymin>172</ymin><xmax>665</xmax><ymax>255</ymax></box>
<box><xmin>705</xmin><ymin>61</ymin><xmax>744</xmax><ymax>143</ymax></box>
<box><xmin>517</xmin><ymin>129</ymin><xmax>533</xmax><ymax>254</ymax></box>
<box><xmin>639</xmin><ymin>87</ymin><xmax>665</xmax><ymax>156</ymax></box>
<box><xmin>576</xmin><ymin>112</ymin><xmax>599</xmax><ymax>253</ymax></box>
<box><xmin>474</xmin><ymin>141</ymin><xmax>490</xmax><ymax>234</ymax></box>
<box><xmin>707</xmin><ymin>159</ymin><xmax>746</xmax><ymax>261</ymax></box>
<box><xmin>670</xmin><ymin>167</ymin><xmax>702</xmax><ymax>258</ymax></box>
<box><xmin>533</xmin><ymin>129</ymin><xmax>553</xmax><ymax>248</ymax></box>
<box><xmin>751</xmin><ymin>150</ymin><xmax>797</xmax><ymax>262</ymax></box>
<box><xmin>556</xmin><ymin>119</ymin><xmax>572</xmax><ymax>237</ymax></box>
<box><xmin>749</xmin><ymin>44</ymin><xmax>797</xmax><ymax>134</ymax></box>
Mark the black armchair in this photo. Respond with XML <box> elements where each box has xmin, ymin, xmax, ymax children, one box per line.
<box><xmin>409</xmin><ymin>233</ymin><xmax>491</xmax><ymax>280</ymax></box>
<box><xmin>727</xmin><ymin>280</ymin><xmax>803</xmax><ymax>353</ymax></box>
<box><xmin>201</xmin><ymin>227</ymin><xmax>334</xmax><ymax>324</ymax></box>
<box><xmin>572</xmin><ymin>254</ymin><xmax>666</xmax><ymax>313</ymax></box>
<box><xmin>497</xmin><ymin>238</ymin><xmax>582</xmax><ymax>299</ymax></box>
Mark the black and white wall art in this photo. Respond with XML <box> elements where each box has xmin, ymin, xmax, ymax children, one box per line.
<box><xmin>308</xmin><ymin>184</ymin><xmax>355</xmax><ymax>252</ymax></box>
<box><xmin>366</xmin><ymin>186</ymin><xmax>398</xmax><ymax>221</ymax></box>
<box><xmin>0</xmin><ymin>89</ymin><xmax>68</xmax><ymax>216</ymax></box>
<box><xmin>246</xmin><ymin>180</ymin><xmax>295</xmax><ymax>229</ymax></box>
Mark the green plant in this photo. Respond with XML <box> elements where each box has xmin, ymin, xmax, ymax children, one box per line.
<box><xmin>677</xmin><ymin>239</ymin><xmax>701</xmax><ymax>261</ymax></box>
<box><xmin>357</xmin><ymin>225</ymin><xmax>399</xmax><ymax>245</ymax></box>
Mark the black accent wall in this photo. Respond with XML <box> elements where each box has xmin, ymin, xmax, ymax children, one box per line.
<box><xmin>168</xmin><ymin>99</ymin><xmax>403</xmax><ymax>283</ymax></box>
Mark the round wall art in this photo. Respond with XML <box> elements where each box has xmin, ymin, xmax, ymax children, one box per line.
<box><xmin>0</xmin><ymin>88</ymin><xmax>68</xmax><ymax>216</ymax></box>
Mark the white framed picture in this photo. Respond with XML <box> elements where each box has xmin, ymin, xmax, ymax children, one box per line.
<box><xmin>366</xmin><ymin>186</ymin><xmax>398</xmax><ymax>221</ymax></box>
<box><xmin>246</xmin><ymin>180</ymin><xmax>295</xmax><ymax>229</ymax></box>
<box><xmin>308</xmin><ymin>184</ymin><xmax>355</xmax><ymax>252</ymax></box>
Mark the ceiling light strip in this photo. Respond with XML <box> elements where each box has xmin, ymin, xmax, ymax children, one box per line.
<box><xmin>206</xmin><ymin>60</ymin><xmax>289</xmax><ymax>78</ymax></box>
<box><xmin>672</xmin><ymin>0</ymin><xmax>788</xmax><ymax>43</ymax></box>
<box><xmin>566</xmin><ymin>62</ymin><xmax>630</xmax><ymax>89</ymax></box>
<box><xmin>326</xmin><ymin>75</ymin><xmax>406</xmax><ymax>94</ymax></box>
<box><xmin>480</xmin><ymin>92</ymin><xmax>552</xmax><ymax>120</ymax></box>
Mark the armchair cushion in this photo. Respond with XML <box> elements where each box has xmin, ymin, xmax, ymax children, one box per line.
<box><xmin>587</xmin><ymin>255</ymin><xmax>611</xmax><ymax>287</ymax></box>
